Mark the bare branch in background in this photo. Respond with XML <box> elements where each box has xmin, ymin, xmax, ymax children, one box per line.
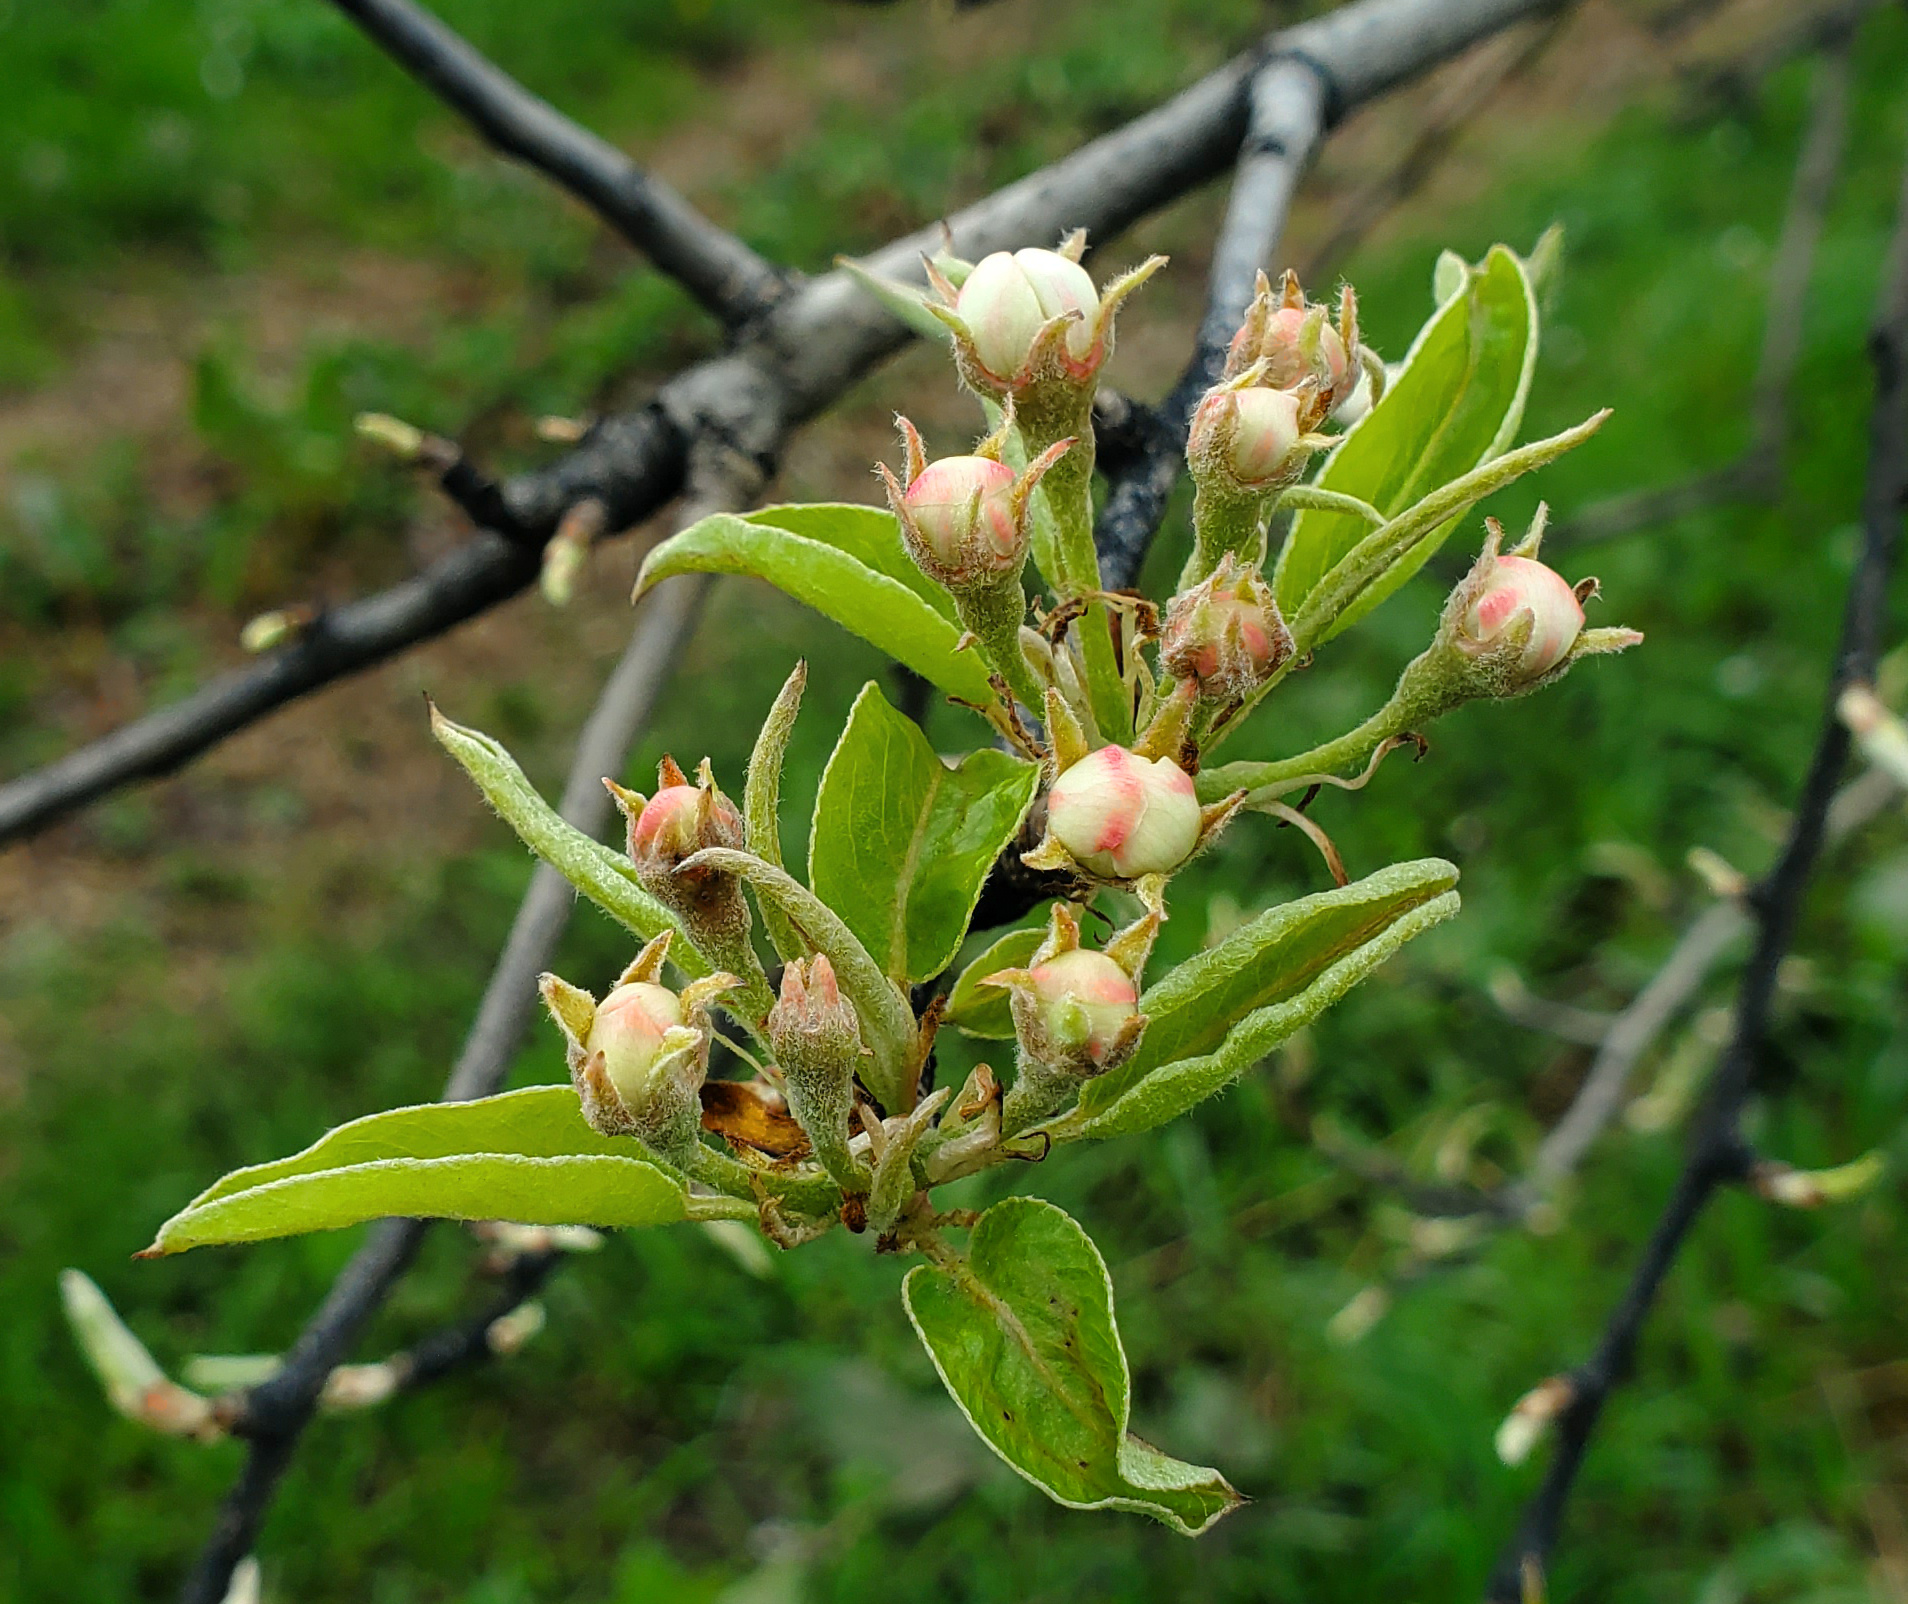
<box><xmin>1299</xmin><ymin>18</ymin><xmax>1558</xmax><ymax>284</ymax></box>
<box><xmin>327</xmin><ymin>0</ymin><xmax>788</xmax><ymax>325</ymax></box>
<box><xmin>1094</xmin><ymin>52</ymin><xmax>1335</xmax><ymax>589</ymax></box>
<box><xmin>0</xmin><ymin>0</ymin><xmax>1561</xmax><ymax>853</ymax></box>
<box><xmin>1485</xmin><ymin>112</ymin><xmax>1908</xmax><ymax>1600</ymax></box>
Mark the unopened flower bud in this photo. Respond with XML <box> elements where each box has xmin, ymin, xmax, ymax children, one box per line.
<box><xmin>985</xmin><ymin>903</ymin><xmax>1156</xmax><ymax>1134</ymax></box>
<box><xmin>1023</xmin><ymin>949</ymin><xmax>1139</xmax><ymax>1066</ymax></box>
<box><xmin>1160</xmin><ymin>556</ymin><xmax>1293</xmax><ymax>702</ymax></box>
<box><xmin>1189</xmin><ymin>385</ymin><xmax>1306</xmax><ymax>492</ymax></box>
<box><xmin>1460</xmin><ymin>555</ymin><xmax>1584</xmax><ymax>679</ymax></box>
<box><xmin>923</xmin><ymin>236</ymin><xmax>1164</xmax><ymax>409</ymax></box>
<box><xmin>903</xmin><ymin>454</ymin><xmax>1023</xmax><ymax>576</ymax></box>
<box><xmin>956</xmin><ymin>247</ymin><xmax>1100</xmax><ymax>381</ymax></box>
<box><xmin>627</xmin><ymin>765</ymin><xmax>745</xmax><ymax>875</ymax></box>
<box><xmin>589</xmin><ymin>981</ymin><xmax>685</xmax><ymax>1113</ymax></box>
<box><xmin>540</xmin><ymin>931</ymin><xmax>733</xmax><ymax>1163</ymax></box>
<box><xmin>1045</xmin><ymin>745</ymin><xmax>1201</xmax><ymax>879</ymax></box>
<box><xmin>767</xmin><ymin>955</ymin><xmax>867</xmax><ymax>1193</ymax></box>
<box><xmin>1240</xmin><ymin>306</ymin><xmax>1349</xmax><ymax>393</ymax></box>
<box><xmin>1222</xmin><ymin>269</ymin><xmax>1368</xmax><ymax>426</ymax></box>
<box><xmin>609</xmin><ymin>758</ymin><xmax>768</xmax><ymax>1018</ymax></box>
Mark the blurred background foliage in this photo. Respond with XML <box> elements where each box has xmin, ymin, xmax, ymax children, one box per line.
<box><xmin>2</xmin><ymin>0</ymin><xmax>1907</xmax><ymax>1600</ymax></box>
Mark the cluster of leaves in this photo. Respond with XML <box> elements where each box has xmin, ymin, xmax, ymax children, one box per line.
<box><xmin>136</xmin><ymin>234</ymin><xmax>1636</xmax><ymax>1527</ymax></box>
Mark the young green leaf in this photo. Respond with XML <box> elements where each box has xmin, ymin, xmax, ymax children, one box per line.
<box><xmin>903</xmin><ymin>1197</ymin><xmax>1240</xmax><ymax>1535</ymax></box>
<box><xmin>1273</xmin><ymin>243</ymin><xmax>1540</xmax><ymax>636</ymax></box>
<box><xmin>739</xmin><ymin>505</ymin><xmax>955</xmax><ymax>621</ymax></box>
<box><xmin>744</xmin><ymin>661</ymin><xmax>810</xmax><ymax>963</ymax></box>
<box><xmin>431</xmin><ymin>708</ymin><xmax>708</xmax><ymax>977</ymax></box>
<box><xmin>143</xmin><ymin>1086</ymin><xmax>701</xmax><ymax>1256</ymax></box>
<box><xmin>1064</xmin><ymin>861</ymin><xmax>1462</xmax><ymax>1139</ymax></box>
<box><xmin>809</xmin><ymin>683</ymin><xmax>1040</xmax><ymax>987</ymax></box>
<box><xmin>634</xmin><ymin>513</ymin><xmax>999</xmax><ymax>708</ymax></box>
<box><xmin>943</xmin><ymin>926</ymin><xmax>1044</xmax><ymax>1038</ymax></box>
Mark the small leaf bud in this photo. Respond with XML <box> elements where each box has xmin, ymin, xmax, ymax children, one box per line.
<box><xmin>1045</xmin><ymin>745</ymin><xmax>1201</xmax><ymax>879</ymax></box>
<box><xmin>1159</xmin><ymin>555</ymin><xmax>1294</xmax><ymax>702</ymax></box>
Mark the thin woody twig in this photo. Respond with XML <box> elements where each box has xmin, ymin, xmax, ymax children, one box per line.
<box><xmin>327</xmin><ymin>0</ymin><xmax>787</xmax><ymax>326</ymax></box>
<box><xmin>178</xmin><ymin>537</ymin><xmax>729</xmax><ymax>1604</ymax></box>
<box><xmin>1095</xmin><ymin>52</ymin><xmax>1334</xmax><ymax>590</ymax></box>
<box><xmin>1485</xmin><ymin>124</ymin><xmax>1908</xmax><ymax>1601</ymax></box>
<box><xmin>0</xmin><ymin>0</ymin><xmax>1561</xmax><ymax>854</ymax></box>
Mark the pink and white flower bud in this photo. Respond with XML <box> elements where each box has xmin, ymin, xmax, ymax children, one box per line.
<box><xmin>1046</xmin><ymin>746</ymin><xmax>1201</xmax><ymax>879</ymax></box>
<box><xmin>1462</xmin><ymin>555</ymin><xmax>1584</xmax><ymax>678</ymax></box>
<box><xmin>626</xmin><ymin>767</ymin><xmax>746</xmax><ymax>877</ymax></box>
<box><xmin>1024</xmin><ymin>948</ymin><xmax>1139</xmax><ymax>1066</ymax></box>
<box><xmin>1189</xmin><ymin>386</ymin><xmax>1304</xmax><ymax>490</ymax></box>
<box><xmin>902</xmin><ymin>454</ymin><xmax>1023</xmax><ymax>575</ymax></box>
<box><xmin>956</xmin><ymin>247</ymin><xmax>1100</xmax><ymax>379</ymax></box>
<box><xmin>1160</xmin><ymin>559</ymin><xmax>1293</xmax><ymax>701</ymax></box>
<box><xmin>587</xmin><ymin>981</ymin><xmax>685</xmax><ymax>1114</ymax></box>
<box><xmin>1243</xmin><ymin>306</ymin><xmax>1349</xmax><ymax>392</ymax></box>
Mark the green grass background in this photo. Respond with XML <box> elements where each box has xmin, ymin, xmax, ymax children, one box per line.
<box><xmin>3</xmin><ymin>1</ymin><xmax>1908</xmax><ymax>1600</ymax></box>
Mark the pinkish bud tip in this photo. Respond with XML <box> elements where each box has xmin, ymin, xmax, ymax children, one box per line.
<box><xmin>587</xmin><ymin>981</ymin><xmax>684</xmax><ymax>1109</ymax></box>
<box><xmin>903</xmin><ymin>455</ymin><xmax>1022</xmax><ymax>572</ymax></box>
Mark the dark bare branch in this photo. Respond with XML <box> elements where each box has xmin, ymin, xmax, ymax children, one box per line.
<box><xmin>1485</xmin><ymin>119</ymin><xmax>1908</xmax><ymax>1602</ymax></box>
<box><xmin>0</xmin><ymin>0</ymin><xmax>1565</xmax><ymax>854</ymax></box>
<box><xmin>1095</xmin><ymin>54</ymin><xmax>1333</xmax><ymax>589</ymax></box>
<box><xmin>328</xmin><ymin>0</ymin><xmax>787</xmax><ymax>325</ymax></box>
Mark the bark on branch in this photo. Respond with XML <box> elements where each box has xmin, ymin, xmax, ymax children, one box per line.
<box><xmin>0</xmin><ymin>0</ymin><xmax>1565</xmax><ymax>852</ymax></box>
<box><xmin>328</xmin><ymin>0</ymin><xmax>788</xmax><ymax>324</ymax></box>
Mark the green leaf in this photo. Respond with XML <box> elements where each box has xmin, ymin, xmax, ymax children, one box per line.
<box><xmin>1274</xmin><ymin>243</ymin><xmax>1539</xmax><ymax>638</ymax></box>
<box><xmin>903</xmin><ymin>1197</ymin><xmax>1240</xmax><ymax>1535</ymax></box>
<box><xmin>943</xmin><ymin>926</ymin><xmax>1043</xmax><ymax>1038</ymax></box>
<box><xmin>810</xmin><ymin>683</ymin><xmax>1039</xmax><ymax>986</ymax></box>
<box><xmin>744</xmin><ymin>662</ymin><xmax>810</xmax><ymax>964</ymax></box>
<box><xmin>431</xmin><ymin>708</ymin><xmax>709</xmax><ymax>978</ymax></box>
<box><xmin>740</xmin><ymin>504</ymin><xmax>955</xmax><ymax>622</ymax></box>
<box><xmin>635</xmin><ymin>513</ymin><xmax>998</xmax><ymax>707</ymax></box>
<box><xmin>1066</xmin><ymin>861</ymin><xmax>1461</xmax><ymax>1139</ymax></box>
<box><xmin>144</xmin><ymin>1086</ymin><xmax>690</xmax><ymax>1255</ymax></box>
